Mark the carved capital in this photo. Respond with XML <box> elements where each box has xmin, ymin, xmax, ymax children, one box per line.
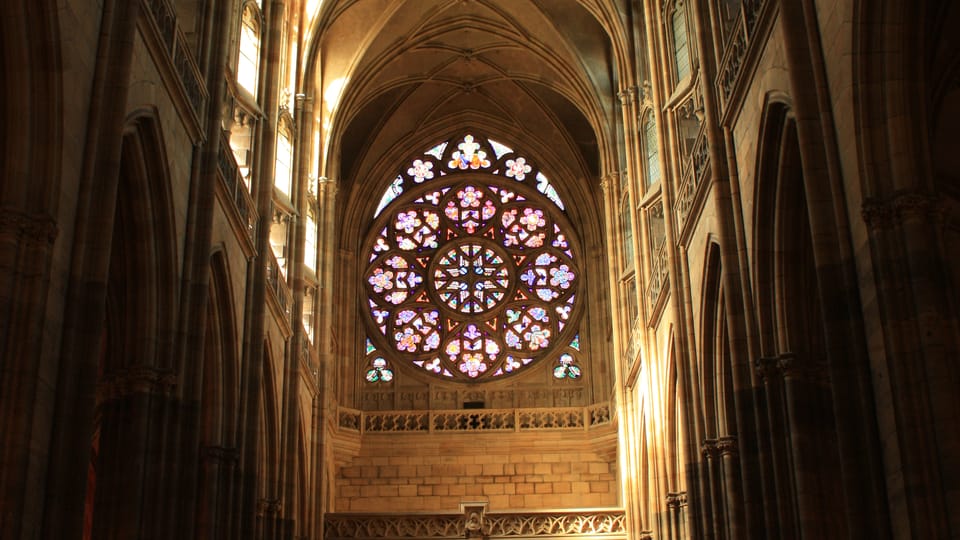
<box><xmin>98</xmin><ymin>366</ymin><xmax>177</xmax><ymax>401</ymax></box>
<box><xmin>754</xmin><ymin>355</ymin><xmax>781</xmax><ymax>382</ymax></box>
<box><xmin>0</xmin><ymin>207</ymin><xmax>58</xmax><ymax>244</ymax></box>
<box><xmin>201</xmin><ymin>445</ymin><xmax>239</xmax><ymax>463</ymax></box>
<box><xmin>318</xmin><ymin>176</ymin><xmax>338</xmax><ymax>197</ymax></box>
<box><xmin>716</xmin><ymin>436</ymin><xmax>738</xmax><ymax>457</ymax></box>
<box><xmin>862</xmin><ymin>191</ymin><xmax>941</xmax><ymax>230</ymax></box>
<box><xmin>641</xmin><ymin>80</ymin><xmax>653</xmax><ymax>107</ymax></box>
<box><xmin>700</xmin><ymin>438</ymin><xmax>718</xmax><ymax>459</ymax></box>
<box><xmin>600</xmin><ymin>170</ymin><xmax>623</xmax><ymax>193</ymax></box>
<box><xmin>257</xmin><ymin>497</ymin><xmax>282</xmax><ymax>516</ymax></box>
<box><xmin>665</xmin><ymin>491</ymin><xmax>687</xmax><ymax>509</ymax></box>
<box><xmin>756</xmin><ymin>352</ymin><xmax>825</xmax><ymax>382</ymax></box>
<box><xmin>617</xmin><ymin>87</ymin><xmax>637</xmax><ymax>106</ymax></box>
<box><xmin>599</xmin><ymin>175</ymin><xmax>613</xmax><ymax>194</ymax></box>
<box><xmin>777</xmin><ymin>352</ymin><xmax>827</xmax><ymax>382</ymax></box>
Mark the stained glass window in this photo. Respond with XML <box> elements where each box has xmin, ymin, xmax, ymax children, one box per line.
<box><xmin>237</xmin><ymin>4</ymin><xmax>261</xmax><ymax>97</ymax></box>
<box><xmin>672</xmin><ymin>6</ymin><xmax>691</xmax><ymax>82</ymax></box>
<box><xmin>275</xmin><ymin>123</ymin><xmax>294</xmax><ymax>198</ymax></box>
<box><xmin>363</xmin><ymin>134</ymin><xmax>583</xmax><ymax>382</ymax></box>
<box><xmin>644</xmin><ymin>113</ymin><xmax>661</xmax><ymax>187</ymax></box>
<box><xmin>364</xmin><ymin>339</ymin><xmax>394</xmax><ymax>383</ymax></box>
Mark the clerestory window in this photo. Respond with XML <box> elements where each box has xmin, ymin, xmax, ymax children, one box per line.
<box><xmin>237</xmin><ymin>2</ymin><xmax>262</xmax><ymax>97</ymax></box>
<box><xmin>643</xmin><ymin>112</ymin><xmax>661</xmax><ymax>188</ymax></box>
<box><xmin>671</xmin><ymin>3</ymin><xmax>691</xmax><ymax>82</ymax></box>
<box><xmin>274</xmin><ymin>117</ymin><xmax>294</xmax><ymax>199</ymax></box>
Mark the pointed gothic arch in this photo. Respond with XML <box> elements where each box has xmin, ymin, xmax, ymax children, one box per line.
<box><xmin>84</xmin><ymin>110</ymin><xmax>181</xmax><ymax>539</ymax></box>
<box><xmin>194</xmin><ymin>250</ymin><xmax>241</xmax><ymax>540</ymax></box>
<box><xmin>102</xmin><ymin>111</ymin><xmax>180</xmax><ymax>369</ymax></box>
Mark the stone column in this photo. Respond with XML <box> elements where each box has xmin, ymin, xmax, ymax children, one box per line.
<box><xmin>717</xmin><ymin>436</ymin><xmax>744</xmax><ymax>540</ymax></box>
<box><xmin>777</xmin><ymin>353</ymin><xmax>831</xmax><ymax>539</ymax></box>
<box><xmin>599</xmin><ymin>174</ymin><xmax>624</xmax><ymax>362</ymax></box>
<box><xmin>666</xmin><ymin>491</ymin><xmax>688</xmax><ymax>540</ymax></box>
<box><xmin>195</xmin><ymin>445</ymin><xmax>239</xmax><ymax>540</ymax></box>
<box><xmin>754</xmin><ymin>357</ymin><xmax>797</xmax><ymax>540</ymax></box>
<box><xmin>701</xmin><ymin>439</ymin><xmax>724</xmax><ymax>539</ymax></box>
<box><xmin>0</xmin><ymin>210</ymin><xmax>57</xmax><ymax>539</ymax></box>
<box><xmin>166</xmin><ymin>0</ymin><xmax>245</xmax><ymax>535</ymax></box>
<box><xmin>240</xmin><ymin>0</ymin><xmax>287</xmax><ymax>534</ymax></box>
<box><xmin>256</xmin><ymin>497</ymin><xmax>282</xmax><ymax>540</ymax></box>
<box><xmin>39</xmin><ymin>1</ymin><xmax>142</xmax><ymax>538</ymax></box>
<box><xmin>90</xmin><ymin>366</ymin><xmax>177</xmax><ymax>539</ymax></box>
<box><xmin>776</xmin><ymin>1</ymin><xmax>890</xmax><ymax>535</ymax></box>
<box><xmin>862</xmin><ymin>191</ymin><xmax>959</xmax><ymax>538</ymax></box>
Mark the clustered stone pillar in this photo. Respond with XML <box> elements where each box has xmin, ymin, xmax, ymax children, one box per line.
<box><xmin>665</xmin><ymin>491</ymin><xmax>687</xmax><ymax>540</ymax></box>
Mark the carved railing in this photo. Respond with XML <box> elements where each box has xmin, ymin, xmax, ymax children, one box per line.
<box><xmin>646</xmin><ymin>241</ymin><xmax>669</xmax><ymax>311</ymax></box>
<box><xmin>623</xmin><ymin>313</ymin><xmax>643</xmax><ymax>365</ymax></box>
<box><xmin>141</xmin><ymin>0</ymin><xmax>208</xmax><ymax>125</ymax></box>
<box><xmin>587</xmin><ymin>401</ymin><xmax>612</xmax><ymax>425</ymax></box>
<box><xmin>717</xmin><ymin>0</ymin><xmax>767</xmax><ymax>106</ymax></box>
<box><xmin>325</xmin><ymin>510</ymin><xmax>626</xmax><ymax>539</ymax></box>
<box><xmin>266</xmin><ymin>248</ymin><xmax>292</xmax><ymax>321</ymax></box>
<box><xmin>674</xmin><ymin>127</ymin><xmax>710</xmax><ymax>230</ymax></box>
<box><xmin>300</xmin><ymin>326</ymin><xmax>312</xmax><ymax>361</ymax></box>
<box><xmin>337</xmin><ymin>402</ymin><xmax>612</xmax><ymax>435</ymax></box>
<box><xmin>217</xmin><ymin>132</ymin><xmax>258</xmax><ymax>245</ymax></box>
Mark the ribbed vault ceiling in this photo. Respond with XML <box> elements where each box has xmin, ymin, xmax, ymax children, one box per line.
<box><xmin>310</xmin><ymin>0</ymin><xmax>623</xmax><ymax>195</ymax></box>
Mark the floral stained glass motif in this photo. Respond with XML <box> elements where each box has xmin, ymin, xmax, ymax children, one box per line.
<box><xmin>407</xmin><ymin>159</ymin><xmax>435</xmax><ymax>183</ymax></box>
<box><xmin>502</xmin><ymin>206</ymin><xmax>548</xmax><ymax>249</ymax></box>
<box><xmin>505</xmin><ymin>157</ymin><xmax>533</xmax><ymax>181</ymax></box>
<box><xmin>366</xmin><ymin>357</ymin><xmax>394</xmax><ymax>382</ymax></box>
<box><xmin>448</xmin><ymin>135</ymin><xmax>491</xmax><ymax>170</ymax></box>
<box><xmin>364</xmin><ymin>338</ymin><xmax>395</xmax><ymax>383</ymax></box>
<box><xmin>553</xmin><ymin>353</ymin><xmax>581</xmax><ymax>379</ymax></box>
<box><xmin>445</xmin><ymin>186</ymin><xmax>497</xmax><ymax>234</ymax></box>
<box><xmin>394</xmin><ymin>209</ymin><xmax>440</xmax><ymax>251</ymax></box>
<box><xmin>363</xmin><ymin>133</ymin><xmax>582</xmax><ymax>382</ymax></box>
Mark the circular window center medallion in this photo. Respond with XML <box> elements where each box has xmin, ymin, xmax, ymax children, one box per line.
<box><xmin>429</xmin><ymin>241</ymin><xmax>513</xmax><ymax>315</ymax></box>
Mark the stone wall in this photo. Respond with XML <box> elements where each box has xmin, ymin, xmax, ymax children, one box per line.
<box><xmin>334</xmin><ymin>429</ymin><xmax>618</xmax><ymax>513</ymax></box>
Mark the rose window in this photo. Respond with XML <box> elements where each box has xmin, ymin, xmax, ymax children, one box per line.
<box><xmin>363</xmin><ymin>134</ymin><xmax>583</xmax><ymax>382</ymax></box>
